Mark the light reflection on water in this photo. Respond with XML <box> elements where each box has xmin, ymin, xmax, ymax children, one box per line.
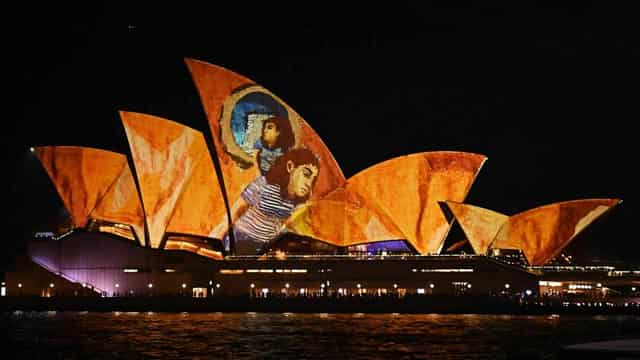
<box><xmin>4</xmin><ymin>312</ymin><xmax>640</xmax><ymax>359</ymax></box>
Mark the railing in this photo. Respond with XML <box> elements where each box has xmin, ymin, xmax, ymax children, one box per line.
<box><xmin>29</xmin><ymin>257</ymin><xmax>106</xmax><ymax>295</ymax></box>
<box><xmin>225</xmin><ymin>254</ymin><xmax>485</xmax><ymax>261</ymax></box>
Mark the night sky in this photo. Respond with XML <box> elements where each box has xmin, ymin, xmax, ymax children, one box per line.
<box><xmin>6</xmin><ymin>2</ymin><xmax>638</xmax><ymax>268</ymax></box>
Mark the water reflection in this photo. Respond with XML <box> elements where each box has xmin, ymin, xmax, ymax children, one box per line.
<box><xmin>4</xmin><ymin>312</ymin><xmax>640</xmax><ymax>359</ymax></box>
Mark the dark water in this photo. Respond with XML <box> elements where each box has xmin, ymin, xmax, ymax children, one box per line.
<box><xmin>4</xmin><ymin>311</ymin><xmax>640</xmax><ymax>359</ymax></box>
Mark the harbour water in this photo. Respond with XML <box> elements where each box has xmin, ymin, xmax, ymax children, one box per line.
<box><xmin>4</xmin><ymin>311</ymin><xmax>640</xmax><ymax>359</ymax></box>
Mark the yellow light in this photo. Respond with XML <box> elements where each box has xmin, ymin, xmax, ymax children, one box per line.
<box><xmin>393</xmin><ymin>284</ymin><xmax>398</xmax><ymax>289</ymax></box>
<box><xmin>220</xmin><ymin>269</ymin><xmax>244</xmax><ymax>274</ymax></box>
<box><xmin>285</xmin><ymin>283</ymin><xmax>290</xmax><ymax>288</ymax></box>
<box><xmin>250</xmin><ymin>283</ymin><xmax>255</xmax><ymax>288</ymax></box>
<box><xmin>357</xmin><ymin>284</ymin><xmax>361</xmax><ymax>289</ymax></box>
<box><xmin>181</xmin><ymin>283</ymin><xmax>186</xmax><ymax>289</ymax></box>
<box><xmin>49</xmin><ymin>283</ymin><xmax>55</xmax><ymax>288</ymax></box>
<box><xmin>505</xmin><ymin>283</ymin><xmax>510</xmax><ymax>289</ymax></box>
<box><xmin>18</xmin><ymin>283</ymin><xmax>23</xmax><ymax>288</ymax></box>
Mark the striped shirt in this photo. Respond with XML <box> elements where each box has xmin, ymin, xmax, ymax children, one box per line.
<box><xmin>234</xmin><ymin>176</ymin><xmax>296</xmax><ymax>243</ymax></box>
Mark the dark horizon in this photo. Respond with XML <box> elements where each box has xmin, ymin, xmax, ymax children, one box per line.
<box><xmin>7</xmin><ymin>2</ymin><xmax>638</xmax><ymax>267</ymax></box>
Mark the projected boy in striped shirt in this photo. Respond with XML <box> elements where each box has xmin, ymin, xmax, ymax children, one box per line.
<box><xmin>224</xmin><ymin>148</ymin><xmax>320</xmax><ymax>255</ymax></box>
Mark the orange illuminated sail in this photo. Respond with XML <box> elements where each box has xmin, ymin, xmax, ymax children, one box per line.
<box><xmin>439</xmin><ymin>201</ymin><xmax>508</xmax><ymax>255</ymax></box>
<box><xmin>347</xmin><ymin>152</ymin><xmax>486</xmax><ymax>254</ymax></box>
<box><xmin>492</xmin><ymin>199</ymin><xmax>622</xmax><ymax>265</ymax></box>
<box><xmin>165</xmin><ymin>133</ymin><xmax>227</xmax><ymax>241</ymax></box>
<box><xmin>35</xmin><ymin>146</ymin><xmax>128</xmax><ymax>229</ymax></box>
<box><xmin>121</xmin><ymin>111</ymin><xmax>225</xmax><ymax>249</ymax></box>
<box><xmin>184</xmin><ymin>58</ymin><xmax>345</xmax><ymax>210</ymax></box>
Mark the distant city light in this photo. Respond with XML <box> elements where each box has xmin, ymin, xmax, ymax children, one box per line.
<box><xmin>357</xmin><ymin>283</ymin><xmax>361</xmax><ymax>289</ymax></box>
<box><xmin>393</xmin><ymin>283</ymin><xmax>398</xmax><ymax>289</ymax></box>
<box><xmin>285</xmin><ymin>283</ymin><xmax>290</xmax><ymax>288</ymax></box>
<box><xmin>505</xmin><ymin>283</ymin><xmax>510</xmax><ymax>289</ymax></box>
<box><xmin>148</xmin><ymin>283</ymin><xmax>153</xmax><ymax>288</ymax></box>
<box><xmin>209</xmin><ymin>280</ymin><xmax>213</xmax><ymax>285</ymax></box>
<box><xmin>633</xmin><ymin>287</ymin><xmax>637</xmax><ymax>291</ymax></box>
<box><xmin>30</xmin><ymin>147</ymin><xmax>35</xmax><ymax>153</ymax></box>
<box><xmin>49</xmin><ymin>283</ymin><xmax>55</xmax><ymax>288</ymax></box>
<box><xmin>115</xmin><ymin>283</ymin><xmax>119</xmax><ymax>288</ymax></box>
<box><xmin>18</xmin><ymin>283</ymin><xmax>22</xmax><ymax>288</ymax></box>
<box><xmin>250</xmin><ymin>283</ymin><xmax>255</xmax><ymax>288</ymax></box>
<box><xmin>181</xmin><ymin>283</ymin><xmax>186</xmax><ymax>289</ymax></box>
<box><xmin>430</xmin><ymin>283</ymin><xmax>435</xmax><ymax>289</ymax></box>
<box><xmin>596</xmin><ymin>283</ymin><xmax>602</xmax><ymax>287</ymax></box>
<box><xmin>82</xmin><ymin>283</ymin><xmax>86</xmax><ymax>288</ymax></box>
<box><xmin>216</xmin><ymin>283</ymin><xmax>221</xmax><ymax>288</ymax></box>
<box><xmin>466</xmin><ymin>283</ymin><xmax>472</xmax><ymax>289</ymax></box>
<box><xmin>525</xmin><ymin>289</ymin><xmax>532</xmax><ymax>296</ymax></box>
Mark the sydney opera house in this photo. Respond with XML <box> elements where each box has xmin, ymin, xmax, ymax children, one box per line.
<box><xmin>2</xmin><ymin>58</ymin><xmax>626</xmax><ymax>300</ymax></box>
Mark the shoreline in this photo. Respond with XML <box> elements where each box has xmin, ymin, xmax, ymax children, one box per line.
<box><xmin>3</xmin><ymin>296</ymin><xmax>639</xmax><ymax>315</ymax></box>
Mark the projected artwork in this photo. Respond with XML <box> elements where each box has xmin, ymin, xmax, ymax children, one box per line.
<box><xmin>225</xmin><ymin>91</ymin><xmax>294</xmax><ymax>174</ymax></box>
<box><xmin>186</xmin><ymin>59</ymin><xmax>345</xmax><ymax>254</ymax></box>
<box><xmin>32</xmin><ymin>57</ymin><xmax>622</xmax><ymax>265</ymax></box>
<box><xmin>222</xmin><ymin>148</ymin><xmax>321</xmax><ymax>254</ymax></box>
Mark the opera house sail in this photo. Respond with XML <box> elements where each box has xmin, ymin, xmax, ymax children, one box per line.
<box><xmin>35</xmin><ymin>146</ymin><xmax>145</xmax><ymax>245</ymax></box>
<box><xmin>441</xmin><ymin>199</ymin><xmax>622</xmax><ymax>265</ymax></box>
<box><xmin>120</xmin><ymin>111</ymin><xmax>227</xmax><ymax>259</ymax></box>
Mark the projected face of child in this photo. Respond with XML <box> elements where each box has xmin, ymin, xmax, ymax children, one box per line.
<box><xmin>286</xmin><ymin>161</ymin><xmax>319</xmax><ymax>199</ymax></box>
<box><xmin>262</xmin><ymin>121</ymin><xmax>280</xmax><ymax>149</ymax></box>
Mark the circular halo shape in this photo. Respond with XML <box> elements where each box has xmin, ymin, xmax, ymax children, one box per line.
<box><xmin>220</xmin><ymin>85</ymin><xmax>302</xmax><ymax>168</ymax></box>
